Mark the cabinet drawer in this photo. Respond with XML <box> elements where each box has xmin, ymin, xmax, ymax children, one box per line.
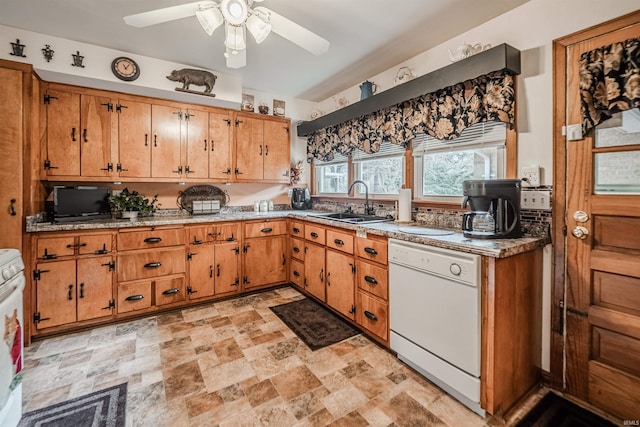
<box><xmin>155</xmin><ymin>276</ymin><xmax>186</xmax><ymax>306</ymax></box>
<box><xmin>356</xmin><ymin>260</ymin><xmax>388</xmax><ymax>301</ymax></box>
<box><xmin>216</xmin><ymin>222</ymin><xmax>241</xmax><ymax>242</ymax></box>
<box><xmin>356</xmin><ymin>236</ymin><xmax>388</xmax><ymax>265</ymax></box>
<box><xmin>117</xmin><ymin>247</ymin><xmax>186</xmax><ymax>282</ymax></box>
<box><xmin>305</xmin><ymin>224</ymin><xmax>326</xmax><ymax>245</ymax></box>
<box><xmin>36</xmin><ymin>236</ymin><xmax>75</xmax><ymax>260</ymax></box>
<box><xmin>187</xmin><ymin>225</ymin><xmax>212</xmax><ymax>245</ymax></box>
<box><xmin>118</xmin><ymin>281</ymin><xmax>152</xmax><ymax>313</ymax></box>
<box><xmin>357</xmin><ymin>291</ymin><xmax>388</xmax><ymax>342</ymax></box>
<box><xmin>291</xmin><ymin>238</ymin><xmax>305</xmax><ymax>261</ymax></box>
<box><xmin>289</xmin><ymin>221</ymin><xmax>304</xmax><ymax>237</ymax></box>
<box><xmin>326</xmin><ymin>229</ymin><xmax>354</xmax><ymax>254</ymax></box>
<box><xmin>78</xmin><ymin>234</ymin><xmax>113</xmax><ymax>255</ymax></box>
<box><xmin>290</xmin><ymin>259</ymin><xmax>304</xmax><ymax>288</ymax></box>
<box><xmin>118</xmin><ymin>227</ymin><xmax>184</xmax><ymax>250</ymax></box>
<box><xmin>244</xmin><ymin>220</ymin><xmax>287</xmax><ymax>238</ymax></box>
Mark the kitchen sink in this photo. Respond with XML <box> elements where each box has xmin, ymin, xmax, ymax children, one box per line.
<box><xmin>309</xmin><ymin>212</ymin><xmax>394</xmax><ymax>224</ymax></box>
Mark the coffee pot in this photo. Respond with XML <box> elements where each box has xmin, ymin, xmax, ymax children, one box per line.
<box><xmin>291</xmin><ymin>188</ymin><xmax>311</xmax><ymax>210</ymax></box>
<box><xmin>359</xmin><ymin>80</ymin><xmax>377</xmax><ymax>100</ymax></box>
<box><xmin>461</xmin><ymin>179</ymin><xmax>522</xmax><ymax>239</ymax></box>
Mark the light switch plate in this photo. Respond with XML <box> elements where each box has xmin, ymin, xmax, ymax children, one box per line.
<box><xmin>521</xmin><ymin>190</ymin><xmax>551</xmax><ymax>210</ymax></box>
<box><xmin>521</xmin><ymin>166</ymin><xmax>540</xmax><ymax>187</ymax></box>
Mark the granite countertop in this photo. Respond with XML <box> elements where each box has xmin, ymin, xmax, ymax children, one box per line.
<box><xmin>26</xmin><ymin>210</ymin><xmax>548</xmax><ymax>258</ymax></box>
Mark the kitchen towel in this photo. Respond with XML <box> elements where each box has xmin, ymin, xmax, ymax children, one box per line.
<box><xmin>398</xmin><ymin>188</ymin><xmax>412</xmax><ymax>222</ymax></box>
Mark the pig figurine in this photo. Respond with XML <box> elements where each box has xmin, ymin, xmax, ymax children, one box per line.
<box><xmin>166</xmin><ymin>68</ymin><xmax>217</xmax><ymax>94</ymax></box>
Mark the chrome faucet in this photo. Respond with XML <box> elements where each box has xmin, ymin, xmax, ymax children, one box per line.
<box><xmin>348</xmin><ymin>180</ymin><xmax>374</xmax><ymax>215</ymax></box>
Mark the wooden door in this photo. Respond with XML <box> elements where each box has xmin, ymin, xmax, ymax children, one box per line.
<box><xmin>35</xmin><ymin>260</ymin><xmax>76</xmax><ymax>329</ymax></box>
<box><xmin>151</xmin><ymin>104</ymin><xmax>182</xmax><ymax>178</ymax></box>
<box><xmin>243</xmin><ymin>236</ymin><xmax>287</xmax><ymax>288</ymax></box>
<box><xmin>184</xmin><ymin>108</ymin><xmax>209</xmax><ymax>179</ymax></box>
<box><xmin>304</xmin><ymin>243</ymin><xmax>325</xmax><ymax>302</ymax></box>
<box><xmin>235</xmin><ymin>115</ymin><xmax>263</xmax><ymax>180</ymax></box>
<box><xmin>326</xmin><ymin>250</ymin><xmax>355</xmax><ymax>320</ymax></box>
<box><xmin>215</xmin><ymin>242</ymin><xmax>240</xmax><ymax>295</ymax></box>
<box><xmin>562</xmin><ymin>17</ymin><xmax>640</xmax><ymax>420</ymax></box>
<box><xmin>76</xmin><ymin>256</ymin><xmax>113</xmax><ymax>321</ymax></box>
<box><xmin>80</xmin><ymin>95</ymin><xmax>112</xmax><ymax>177</ymax></box>
<box><xmin>117</xmin><ymin>99</ymin><xmax>151</xmax><ymax>177</ymax></box>
<box><xmin>263</xmin><ymin>118</ymin><xmax>290</xmax><ymax>182</ymax></box>
<box><xmin>209</xmin><ymin>111</ymin><xmax>233</xmax><ymax>180</ymax></box>
<box><xmin>46</xmin><ymin>89</ymin><xmax>80</xmax><ymax>176</ymax></box>
<box><xmin>0</xmin><ymin>67</ymin><xmax>23</xmax><ymax>249</ymax></box>
<box><xmin>187</xmin><ymin>244</ymin><xmax>214</xmax><ymax>299</ymax></box>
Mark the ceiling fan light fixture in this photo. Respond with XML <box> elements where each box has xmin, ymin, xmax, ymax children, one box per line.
<box><xmin>224</xmin><ymin>23</ymin><xmax>246</xmax><ymax>51</ymax></box>
<box><xmin>246</xmin><ymin>10</ymin><xmax>271</xmax><ymax>44</ymax></box>
<box><xmin>195</xmin><ymin>7</ymin><xmax>224</xmax><ymax>35</ymax></box>
<box><xmin>221</xmin><ymin>0</ymin><xmax>248</xmax><ymax>26</ymax></box>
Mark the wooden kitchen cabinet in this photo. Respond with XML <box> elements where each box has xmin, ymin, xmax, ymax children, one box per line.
<box><xmin>34</xmin><ymin>259</ymin><xmax>77</xmax><ymax>328</ymax></box>
<box><xmin>326</xmin><ymin>249</ymin><xmax>356</xmax><ymax>320</ymax></box>
<box><xmin>304</xmin><ymin>242</ymin><xmax>325</xmax><ymax>301</ymax></box>
<box><xmin>116</xmin><ymin>98</ymin><xmax>152</xmax><ymax>178</ymax></box>
<box><xmin>234</xmin><ymin>112</ymin><xmax>290</xmax><ymax>183</ymax></box>
<box><xmin>208</xmin><ymin>110</ymin><xmax>234</xmax><ymax>180</ymax></box>
<box><xmin>76</xmin><ymin>256</ymin><xmax>116</xmax><ymax>321</ymax></box>
<box><xmin>183</xmin><ymin>107</ymin><xmax>209</xmax><ymax>179</ymax></box>
<box><xmin>355</xmin><ymin>234</ymin><xmax>389</xmax><ymax>344</ymax></box>
<box><xmin>151</xmin><ymin>104</ymin><xmax>182</xmax><ymax>178</ymax></box>
<box><xmin>187</xmin><ymin>244</ymin><xmax>215</xmax><ymax>299</ymax></box>
<box><xmin>243</xmin><ymin>219</ymin><xmax>287</xmax><ymax>289</ymax></box>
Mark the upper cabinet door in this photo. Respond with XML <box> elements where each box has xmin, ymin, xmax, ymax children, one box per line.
<box><xmin>209</xmin><ymin>111</ymin><xmax>233</xmax><ymax>180</ymax></box>
<box><xmin>46</xmin><ymin>90</ymin><xmax>80</xmax><ymax>176</ymax></box>
<box><xmin>117</xmin><ymin>99</ymin><xmax>151</xmax><ymax>178</ymax></box>
<box><xmin>235</xmin><ymin>115</ymin><xmax>264</xmax><ymax>181</ymax></box>
<box><xmin>152</xmin><ymin>104</ymin><xmax>182</xmax><ymax>178</ymax></box>
<box><xmin>80</xmin><ymin>95</ymin><xmax>112</xmax><ymax>177</ymax></box>
<box><xmin>263</xmin><ymin>119</ymin><xmax>290</xmax><ymax>182</ymax></box>
<box><xmin>184</xmin><ymin>108</ymin><xmax>209</xmax><ymax>179</ymax></box>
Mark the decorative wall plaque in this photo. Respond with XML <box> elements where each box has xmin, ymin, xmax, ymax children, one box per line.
<box><xmin>71</xmin><ymin>50</ymin><xmax>85</xmax><ymax>68</ymax></box>
<box><xmin>42</xmin><ymin>44</ymin><xmax>54</xmax><ymax>62</ymax></box>
<box><xmin>10</xmin><ymin>39</ymin><xmax>26</xmax><ymax>57</ymax></box>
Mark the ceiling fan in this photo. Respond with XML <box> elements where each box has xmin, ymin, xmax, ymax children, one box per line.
<box><xmin>123</xmin><ymin>0</ymin><xmax>330</xmax><ymax>69</ymax></box>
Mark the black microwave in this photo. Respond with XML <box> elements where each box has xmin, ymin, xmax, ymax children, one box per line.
<box><xmin>46</xmin><ymin>186</ymin><xmax>111</xmax><ymax>222</ymax></box>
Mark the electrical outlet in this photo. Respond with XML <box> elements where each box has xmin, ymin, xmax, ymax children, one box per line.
<box><xmin>287</xmin><ymin>189</ymin><xmax>293</xmax><ymax>197</ymax></box>
<box><xmin>521</xmin><ymin>166</ymin><xmax>540</xmax><ymax>187</ymax></box>
<box><xmin>521</xmin><ymin>190</ymin><xmax>551</xmax><ymax>210</ymax></box>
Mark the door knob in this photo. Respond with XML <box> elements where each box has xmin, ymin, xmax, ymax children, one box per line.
<box><xmin>571</xmin><ymin>226</ymin><xmax>589</xmax><ymax>240</ymax></box>
<box><xmin>573</xmin><ymin>211</ymin><xmax>589</xmax><ymax>223</ymax></box>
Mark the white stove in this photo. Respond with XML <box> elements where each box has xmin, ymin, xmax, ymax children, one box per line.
<box><xmin>0</xmin><ymin>248</ymin><xmax>25</xmax><ymax>427</ymax></box>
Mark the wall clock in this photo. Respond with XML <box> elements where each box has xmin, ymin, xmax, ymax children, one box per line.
<box><xmin>111</xmin><ymin>57</ymin><xmax>140</xmax><ymax>81</ymax></box>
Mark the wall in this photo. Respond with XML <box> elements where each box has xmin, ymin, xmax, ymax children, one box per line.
<box><xmin>316</xmin><ymin>0</ymin><xmax>640</xmax><ymax>372</ymax></box>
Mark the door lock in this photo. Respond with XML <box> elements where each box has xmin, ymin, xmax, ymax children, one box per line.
<box><xmin>571</xmin><ymin>226</ymin><xmax>589</xmax><ymax>240</ymax></box>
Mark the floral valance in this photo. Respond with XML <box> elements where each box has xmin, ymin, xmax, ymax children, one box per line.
<box><xmin>307</xmin><ymin>70</ymin><xmax>515</xmax><ymax>162</ymax></box>
<box><xmin>579</xmin><ymin>37</ymin><xmax>640</xmax><ymax>133</ymax></box>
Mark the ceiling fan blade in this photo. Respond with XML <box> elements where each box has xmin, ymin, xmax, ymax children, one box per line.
<box><xmin>256</xmin><ymin>7</ymin><xmax>329</xmax><ymax>55</ymax></box>
<box><xmin>225</xmin><ymin>47</ymin><xmax>246</xmax><ymax>69</ymax></box>
<box><xmin>124</xmin><ymin>1</ymin><xmax>216</xmax><ymax>27</ymax></box>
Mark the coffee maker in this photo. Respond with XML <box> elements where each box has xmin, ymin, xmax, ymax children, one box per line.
<box><xmin>461</xmin><ymin>179</ymin><xmax>522</xmax><ymax>239</ymax></box>
<box><xmin>291</xmin><ymin>188</ymin><xmax>311</xmax><ymax>210</ymax></box>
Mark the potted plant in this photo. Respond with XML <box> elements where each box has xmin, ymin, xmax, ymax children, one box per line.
<box><xmin>108</xmin><ymin>188</ymin><xmax>159</xmax><ymax>220</ymax></box>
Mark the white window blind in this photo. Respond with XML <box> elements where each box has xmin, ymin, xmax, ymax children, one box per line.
<box><xmin>412</xmin><ymin>121</ymin><xmax>507</xmax><ymax>155</ymax></box>
<box><xmin>352</xmin><ymin>140</ymin><xmax>406</xmax><ymax>162</ymax></box>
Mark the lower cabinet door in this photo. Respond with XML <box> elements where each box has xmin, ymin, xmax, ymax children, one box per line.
<box><xmin>187</xmin><ymin>245</ymin><xmax>215</xmax><ymax>300</ymax></box>
<box><xmin>77</xmin><ymin>256</ymin><xmax>114</xmax><ymax>321</ymax></box>
<box><xmin>357</xmin><ymin>291</ymin><xmax>388</xmax><ymax>342</ymax></box>
<box><xmin>243</xmin><ymin>236</ymin><xmax>287</xmax><ymax>289</ymax></box>
<box><xmin>118</xmin><ymin>281</ymin><xmax>152</xmax><ymax>313</ymax></box>
<box><xmin>35</xmin><ymin>260</ymin><xmax>77</xmax><ymax>329</ymax></box>
<box><xmin>326</xmin><ymin>250</ymin><xmax>355</xmax><ymax>320</ymax></box>
<box><xmin>304</xmin><ymin>243</ymin><xmax>325</xmax><ymax>301</ymax></box>
<box><xmin>215</xmin><ymin>242</ymin><xmax>240</xmax><ymax>295</ymax></box>
<box><xmin>155</xmin><ymin>276</ymin><xmax>186</xmax><ymax>306</ymax></box>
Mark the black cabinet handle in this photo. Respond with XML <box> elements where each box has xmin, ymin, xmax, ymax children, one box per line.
<box><xmin>334</xmin><ymin>239</ymin><xmax>344</xmax><ymax>246</ymax></box>
<box><xmin>209</xmin><ymin>265</ymin><xmax>213</xmax><ymax>278</ymax></box>
<box><xmin>192</xmin><ymin>238</ymin><xmax>203</xmax><ymax>245</ymax></box>
<box><xmin>71</xmin><ymin>127</ymin><xmax>76</xmax><ymax>141</ymax></box>
<box><xmin>9</xmin><ymin>199</ymin><xmax>16</xmax><ymax>216</ymax></box>
<box><xmin>261</xmin><ymin>228</ymin><xmax>273</xmax><ymax>233</ymax></box>
<box><xmin>125</xmin><ymin>295</ymin><xmax>144</xmax><ymax>301</ymax></box>
<box><xmin>79</xmin><ymin>283</ymin><xmax>84</xmax><ymax>298</ymax></box>
<box><xmin>364</xmin><ymin>275</ymin><xmax>378</xmax><ymax>285</ymax></box>
<box><xmin>144</xmin><ymin>262</ymin><xmax>162</xmax><ymax>269</ymax></box>
<box><xmin>217</xmin><ymin>264</ymin><xmax>221</xmax><ymax>277</ymax></box>
<box><xmin>162</xmin><ymin>288</ymin><xmax>180</xmax><ymax>295</ymax></box>
<box><xmin>293</xmin><ymin>247</ymin><xmax>300</xmax><ymax>253</ymax></box>
<box><xmin>144</xmin><ymin>237</ymin><xmax>162</xmax><ymax>243</ymax></box>
<box><xmin>282</xmin><ymin>254</ymin><xmax>286</xmax><ymax>266</ymax></box>
<box><xmin>293</xmin><ymin>227</ymin><xmax>300</xmax><ymax>233</ymax></box>
<box><xmin>68</xmin><ymin>284</ymin><xmax>73</xmax><ymax>300</ymax></box>
<box><xmin>310</xmin><ymin>232</ymin><xmax>319</xmax><ymax>238</ymax></box>
<box><xmin>364</xmin><ymin>311</ymin><xmax>378</xmax><ymax>321</ymax></box>
<box><xmin>83</xmin><ymin>128</ymin><xmax>88</xmax><ymax>142</ymax></box>
<box><xmin>327</xmin><ymin>272</ymin><xmax>331</xmax><ymax>286</ymax></box>
<box><xmin>364</xmin><ymin>247</ymin><xmax>378</xmax><ymax>255</ymax></box>
<box><xmin>320</xmin><ymin>268</ymin><xmax>324</xmax><ymax>282</ymax></box>
<box><xmin>144</xmin><ymin>133</ymin><xmax>148</xmax><ymax>146</ymax></box>
<box><xmin>293</xmin><ymin>270</ymin><xmax>300</xmax><ymax>277</ymax></box>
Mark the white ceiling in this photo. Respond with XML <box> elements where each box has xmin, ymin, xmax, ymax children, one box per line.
<box><xmin>0</xmin><ymin>0</ymin><xmax>528</xmax><ymax>102</ymax></box>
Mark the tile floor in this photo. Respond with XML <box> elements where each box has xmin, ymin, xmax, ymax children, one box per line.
<box><xmin>22</xmin><ymin>287</ymin><xmax>500</xmax><ymax>426</ymax></box>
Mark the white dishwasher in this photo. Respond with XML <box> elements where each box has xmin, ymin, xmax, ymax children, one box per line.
<box><xmin>388</xmin><ymin>239</ymin><xmax>483</xmax><ymax>415</ymax></box>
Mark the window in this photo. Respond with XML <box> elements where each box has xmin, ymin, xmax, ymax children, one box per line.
<box><xmin>315</xmin><ymin>154</ymin><xmax>349</xmax><ymax>194</ymax></box>
<box><xmin>413</xmin><ymin>122</ymin><xmax>506</xmax><ymax>199</ymax></box>
<box><xmin>352</xmin><ymin>141</ymin><xmax>405</xmax><ymax>195</ymax></box>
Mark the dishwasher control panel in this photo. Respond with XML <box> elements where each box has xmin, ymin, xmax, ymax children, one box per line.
<box><xmin>388</xmin><ymin>239</ymin><xmax>480</xmax><ymax>286</ymax></box>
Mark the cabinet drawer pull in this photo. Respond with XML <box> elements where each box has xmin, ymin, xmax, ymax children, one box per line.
<box><xmin>83</xmin><ymin>128</ymin><xmax>88</xmax><ymax>142</ymax></box>
<box><xmin>364</xmin><ymin>275</ymin><xmax>378</xmax><ymax>285</ymax></box>
<box><xmin>364</xmin><ymin>311</ymin><xmax>378</xmax><ymax>321</ymax></box>
<box><xmin>144</xmin><ymin>237</ymin><xmax>162</xmax><ymax>243</ymax></box>
<box><xmin>144</xmin><ymin>262</ymin><xmax>162</xmax><ymax>269</ymax></box>
<box><xmin>310</xmin><ymin>232</ymin><xmax>319</xmax><ymax>238</ymax></box>
<box><xmin>292</xmin><ymin>227</ymin><xmax>300</xmax><ymax>233</ymax></box>
<box><xmin>293</xmin><ymin>247</ymin><xmax>300</xmax><ymax>253</ymax></box>
<box><xmin>71</xmin><ymin>127</ymin><xmax>76</xmax><ymax>141</ymax></box>
<box><xmin>334</xmin><ymin>239</ymin><xmax>344</xmax><ymax>246</ymax></box>
<box><xmin>125</xmin><ymin>295</ymin><xmax>144</xmax><ymax>302</ymax></box>
<box><xmin>261</xmin><ymin>227</ymin><xmax>273</xmax><ymax>233</ymax></box>
<box><xmin>364</xmin><ymin>247</ymin><xmax>378</xmax><ymax>255</ymax></box>
<box><xmin>293</xmin><ymin>270</ymin><xmax>300</xmax><ymax>277</ymax></box>
<box><xmin>192</xmin><ymin>238</ymin><xmax>203</xmax><ymax>245</ymax></box>
<box><xmin>68</xmin><ymin>284</ymin><xmax>73</xmax><ymax>300</ymax></box>
<box><xmin>320</xmin><ymin>268</ymin><xmax>324</xmax><ymax>282</ymax></box>
<box><xmin>162</xmin><ymin>288</ymin><xmax>180</xmax><ymax>295</ymax></box>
